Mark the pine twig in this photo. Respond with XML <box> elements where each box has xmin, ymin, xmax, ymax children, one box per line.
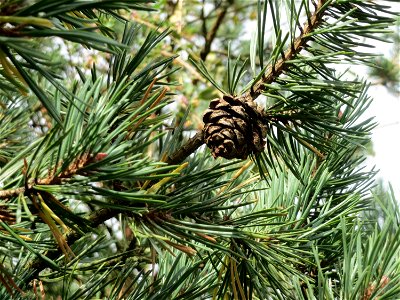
<box><xmin>165</xmin><ymin>131</ymin><xmax>204</xmax><ymax>165</ymax></box>
<box><xmin>0</xmin><ymin>187</ymin><xmax>25</xmax><ymax>199</ymax></box>
<box><xmin>25</xmin><ymin>207</ymin><xmax>119</xmax><ymax>283</ymax></box>
<box><xmin>200</xmin><ymin>0</ymin><xmax>233</xmax><ymax>61</ymax></box>
<box><xmin>0</xmin><ymin>152</ymin><xmax>104</xmax><ymax>199</ymax></box>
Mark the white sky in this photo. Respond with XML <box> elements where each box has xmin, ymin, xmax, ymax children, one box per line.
<box><xmin>367</xmin><ymin>83</ymin><xmax>400</xmax><ymax>198</ymax></box>
<box><xmin>363</xmin><ymin>2</ymin><xmax>399</xmax><ymax>199</ymax></box>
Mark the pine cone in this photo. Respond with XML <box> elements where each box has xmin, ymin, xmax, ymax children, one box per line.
<box><xmin>203</xmin><ymin>95</ymin><xmax>266</xmax><ymax>159</ymax></box>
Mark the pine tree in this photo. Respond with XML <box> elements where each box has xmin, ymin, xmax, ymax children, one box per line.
<box><xmin>0</xmin><ymin>0</ymin><xmax>399</xmax><ymax>299</ymax></box>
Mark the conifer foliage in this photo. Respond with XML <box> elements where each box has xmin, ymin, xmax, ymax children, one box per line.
<box><xmin>0</xmin><ymin>0</ymin><xmax>399</xmax><ymax>299</ymax></box>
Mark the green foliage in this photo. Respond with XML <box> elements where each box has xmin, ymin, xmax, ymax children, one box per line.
<box><xmin>368</xmin><ymin>17</ymin><xmax>400</xmax><ymax>95</ymax></box>
<box><xmin>0</xmin><ymin>0</ymin><xmax>399</xmax><ymax>299</ymax></box>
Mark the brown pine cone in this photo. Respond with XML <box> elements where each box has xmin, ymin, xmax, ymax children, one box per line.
<box><xmin>203</xmin><ymin>95</ymin><xmax>267</xmax><ymax>159</ymax></box>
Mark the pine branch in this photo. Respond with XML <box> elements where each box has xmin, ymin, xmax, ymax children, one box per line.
<box><xmin>200</xmin><ymin>0</ymin><xmax>233</xmax><ymax>61</ymax></box>
<box><xmin>0</xmin><ymin>5</ymin><xmax>332</xmax><ymax>282</ymax></box>
<box><xmin>25</xmin><ymin>207</ymin><xmax>119</xmax><ymax>283</ymax></box>
<box><xmin>2</xmin><ymin>2</ymin><xmax>396</xmax><ymax>297</ymax></box>
<box><xmin>167</xmin><ymin>0</ymin><xmax>327</xmax><ymax>164</ymax></box>
<box><xmin>165</xmin><ymin>131</ymin><xmax>204</xmax><ymax>165</ymax></box>
<box><xmin>0</xmin><ymin>187</ymin><xmax>24</xmax><ymax>199</ymax></box>
<box><xmin>0</xmin><ymin>152</ymin><xmax>99</xmax><ymax>199</ymax></box>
